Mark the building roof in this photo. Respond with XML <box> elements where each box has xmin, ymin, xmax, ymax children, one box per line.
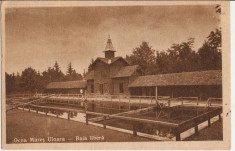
<box><xmin>46</xmin><ymin>80</ymin><xmax>87</xmax><ymax>89</ymax></box>
<box><xmin>112</xmin><ymin>65</ymin><xmax>139</xmax><ymax>78</ymax></box>
<box><xmin>85</xmin><ymin>71</ymin><xmax>94</xmax><ymax>80</ymax></box>
<box><xmin>128</xmin><ymin>70</ymin><xmax>222</xmax><ymax>87</ymax></box>
<box><xmin>91</xmin><ymin>57</ymin><xmax>129</xmax><ymax>67</ymax></box>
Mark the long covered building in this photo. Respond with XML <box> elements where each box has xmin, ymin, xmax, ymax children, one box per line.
<box><xmin>46</xmin><ymin>37</ymin><xmax>222</xmax><ymax>100</ymax></box>
<box><xmin>128</xmin><ymin>70</ymin><xmax>222</xmax><ymax>100</ymax></box>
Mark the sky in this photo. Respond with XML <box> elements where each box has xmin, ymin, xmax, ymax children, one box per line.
<box><xmin>5</xmin><ymin>5</ymin><xmax>220</xmax><ymax>75</ymax></box>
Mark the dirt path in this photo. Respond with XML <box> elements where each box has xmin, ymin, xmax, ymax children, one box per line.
<box><xmin>6</xmin><ymin>109</ymin><xmax>152</xmax><ymax>143</ymax></box>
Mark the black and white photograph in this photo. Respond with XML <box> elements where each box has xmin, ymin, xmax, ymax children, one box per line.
<box><xmin>1</xmin><ymin>1</ymin><xmax>231</xmax><ymax>150</ymax></box>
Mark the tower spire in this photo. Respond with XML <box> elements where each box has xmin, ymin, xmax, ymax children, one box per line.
<box><xmin>104</xmin><ymin>35</ymin><xmax>116</xmax><ymax>59</ymax></box>
<box><xmin>105</xmin><ymin>35</ymin><xmax>114</xmax><ymax>51</ymax></box>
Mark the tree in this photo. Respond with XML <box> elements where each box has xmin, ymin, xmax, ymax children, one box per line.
<box><xmin>67</xmin><ymin>62</ymin><xmax>73</xmax><ymax>76</ymax></box>
<box><xmin>126</xmin><ymin>41</ymin><xmax>157</xmax><ymax>75</ymax></box>
<box><xmin>5</xmin><ymin>72</ymin><xmax>16</xmax><ymax>94</ymax></box>
<box><xmin>88</xmin><ymin>58</ymin><xmax>94</xmax><ymax>72</ymax></box>
<box><xmin>19</xmin><ymin>67</ymin><xmax>42</xmax><ymax>93</ymax></box>
<box><xmin>156</xmin><ymin>38</ymin><xmax>199</xmax><ymax>73</ymax></box>
<box><xmin>198</xmin><ymin>42</ymin><xmax>221</xmax><ymax>70</ymax></box>
<box><xmin>207</xmin><ymin>28</ymin><xmax>221</xmax><ymax>51</ymax></box>
<box><xmin>54</xmin><ymin>61</ymin><xmax>60</xmax><ymax>73</ymax></box>
<box><xmin>65</xmin><ymin>62</ymin><xmax>82</xmax><ymax>81</ymax></box>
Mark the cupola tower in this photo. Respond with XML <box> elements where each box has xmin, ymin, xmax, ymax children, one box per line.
<box><xmin>104</xmin><ymin>35</ymin><xmax>116</xmax><ymax>59</ymax></box>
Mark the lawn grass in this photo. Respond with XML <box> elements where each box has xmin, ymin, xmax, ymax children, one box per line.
<box><xmin>184</xmin><ymin>120</ymin><xmax>223</xmax><ymax>141</ymax></box>
<box><xmin>6</xmin><ymin>109</ymin><xmax>151</xmax><ymax>143</ymax></box>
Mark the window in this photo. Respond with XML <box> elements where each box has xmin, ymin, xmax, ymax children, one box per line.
<box><xmin>100</xmin><ymin>84</ymin><xmax>103</xmax><ymax>94</ymax></box>
<box><xmin>91</xmin><ymin>84</ymin><xmax>94</xmax><ymax>93</ymax></box>
<box><xmin>119</xmin><ymin>83</ymin><xmax>124</xmax><ymax>93</ymax></box>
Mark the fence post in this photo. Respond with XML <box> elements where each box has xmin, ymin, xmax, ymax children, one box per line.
<box><xmin>194</xmin><ymin>119</ymin><xmax>199</xmax><ymax>136</ymax></box>
<box><xmin>56</xmin><ymin>111</ymin><xmax>59</xmax><ymax>118</ymax></box>
<box><xmin>197</xmin><ymin>98</ymin><xmax>199</xmax><ymax>105</ymax></box>
<box><xmin>133</xmin><ymin>122</ymin><xmax>137</xmax><ymax>137</ymax></box>
<box><xmin>208</xmin><ymin>113</ymin><xmax>211</xmax><ymax>127</ymax></box>
<box><xmin>181</xmin><ymin>99</ymin><xmax>183</xmax><ymax>105</ymax></box>
<box><xmin>219</xmin><ymin>114</ymin><xmax>222</xmax><ymax>122</ymax></box>
<box><xmin>68</xmin><ymin>112</ymin><xmax>70</xmax><ymax>120</ymax></box>
<box><xmin>36</xmin><ymin>107</ymin><xmax>38</xmax><ymax>114</ymax></box>
<box><xmin>86</xmin><ymin>113</ymin><xmax>88</xmax><ymax>125</ymax></box>
<box><xmin>119</xmin><ymin>95</ymin><xmax>121</xmax><ymax>112</ymax></box>
<box><xmin>28</xmin><ymin>106</ymin><xmax>30</xmax><ymax>112</ymax></box>
<box><xmin>23</xmin><ymin>105</ymin><xmax>24</xmax><ymax>111</ymax></box>
<box><xmin>168</xmin><ymin>99</ymin><xmax>171</xmax><ymax>107</ymax></box>
<box><xmin>129</xmin><ymin>96</ymin><xmax>131</xmax><ymax>110</ymax></box>
<box><xmin>175</xmin><ymin>127</ymin><xmax>181</xmax><ymax>141</ymax></box>
<box><xmin>103</xmin><ymin>116</ymin><xmax>106</xmax><ymax>129</ymax></box>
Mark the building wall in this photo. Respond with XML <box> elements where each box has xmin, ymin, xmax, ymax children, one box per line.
<box><xmin>109</xmin><ymin>60</ymin><xmax>128</xmax><ymax>77</ymax></box>
<box><xmin>90</xmin><ymin>59</ymin><xmax>128</xmax><ymax>95</ymax></box>
<box><xmin>112</xmin><ymin>77</ymin><xmax>129</xmax><ymax>95</ymax></box>
<box><xmin>87</xmin><ymin>79</ymin><xmax>94</xmax><ymax>94</ymax></box>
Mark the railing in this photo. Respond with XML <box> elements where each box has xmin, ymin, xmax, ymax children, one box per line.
<box><xmin>17</xmin><ymin>101</ymin><xmax>222</xmax><ymax>141</ymax></box>
<box><xmin>6</xmin><ymin>94</ymin><xmax>36</xmax><ymax>99</ymax></box>
<box><xmin>175</xmin><ymin>97</ymin><xmax>199</xmax><ymax>105</ymax></box>
<box><xmin>205</xmin><ymin>98</ymin><xmax>222</xmax><ymax>111</ymax></box>
<box><xmin>176</xmin><ymin>106</ymin><xmax>222</xmax><ymax>141</ymax></box>
<box><xmin>7</xmin><ymin>93</ymin><xmax>222</xmax><ymax>109</ymax></box>
<box><xmin>50</xmin><ymin>93</ymin><xmax>84</xmax><ymax>98</ymax></box>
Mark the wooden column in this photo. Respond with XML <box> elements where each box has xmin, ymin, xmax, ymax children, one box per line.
<box><xmin>168</xmin><ymin>99</ymin><xmax>171</xmax><ymax>107</ymax></box>
<box><xmin>103</xmin><ymin>116</ymin><xmax>106</xmax><ymax>129</ymax></box>
<box><xmin>155</xmin><ymin>86</ymin><xmax>158</xmax><ymax>101</ymax></box>
<box><xmin>56</xmin><ymin>111</ymin><xmax>59</xmax><ymax>118</ymax></box>
<box><xmin>133</xmin><ymin>122</ymin><xmax>137</xmax><ymax>137</ymax></box>
<box><xmin>194</xmin><ymin>120</ymin><xmax>199</xmax><ymax>135</ymax></box>
<box><xmin>86</xmin><ymin>113</ymin><xmax>88</xmax><ymax>125</ymax></box>
<box><xmin>175</xmin><ymin>127</ymin><xmax>181</xmax><ymax>141</ymax></box>
<box><xmin>68</xmin><ymin>112</ymin><xmax>70</xmax><ymax>120</ymax></box>
<box><xmin>219</xmin><ymin>114</ymin><xmax>222</xmax><ymax>122</ymax></box>
<box><xmin>208</xmin><ymin>113</ymin><xmax>211</xmax><ymax>127</ymax></box>
<box><xmin>119</xmin><ymin>95</ymin><xmax>121</xmax><ymax>112</ymax></box>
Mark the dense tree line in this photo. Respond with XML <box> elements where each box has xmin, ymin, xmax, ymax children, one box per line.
<box><xmin>6</xmin><ymin>62</ymin><xmax>82</xmax><ymax>94</ymax></box>
<box><xmin>126</xmin><ymin>28</ymin><xmax>221</xmax><ymax>75</ymax></box>
<box><xmin>126</xmin><ymin>5</ymin><xmax>221</xmax><ymax>75</ymax></box>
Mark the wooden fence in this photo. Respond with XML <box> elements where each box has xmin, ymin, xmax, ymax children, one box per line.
<box><xmin>17</xmin><ymin>101</ymin><xmax>222</xmax><ymax>141</ymax></box>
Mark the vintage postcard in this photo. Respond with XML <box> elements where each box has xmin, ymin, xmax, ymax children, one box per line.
<box><xmin>1</xmin><ymin>1</ymin><xmax>231</xmax><ymax>150</ymax></box>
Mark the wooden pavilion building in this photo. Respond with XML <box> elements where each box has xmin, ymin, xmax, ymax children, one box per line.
<box><xmin>45</xmin><ymin>80</ymin><xmax>87</xmax><ymax>94</ymax></box>
<box><xmin>85</xmin><ymin>36</ymin><xmax>141</xmax><ymax>95</ymax></box>
<box><xmin>128</xmin><ymin>70</ymin><xmax>222</xmax><ymax>100</ymax></box>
